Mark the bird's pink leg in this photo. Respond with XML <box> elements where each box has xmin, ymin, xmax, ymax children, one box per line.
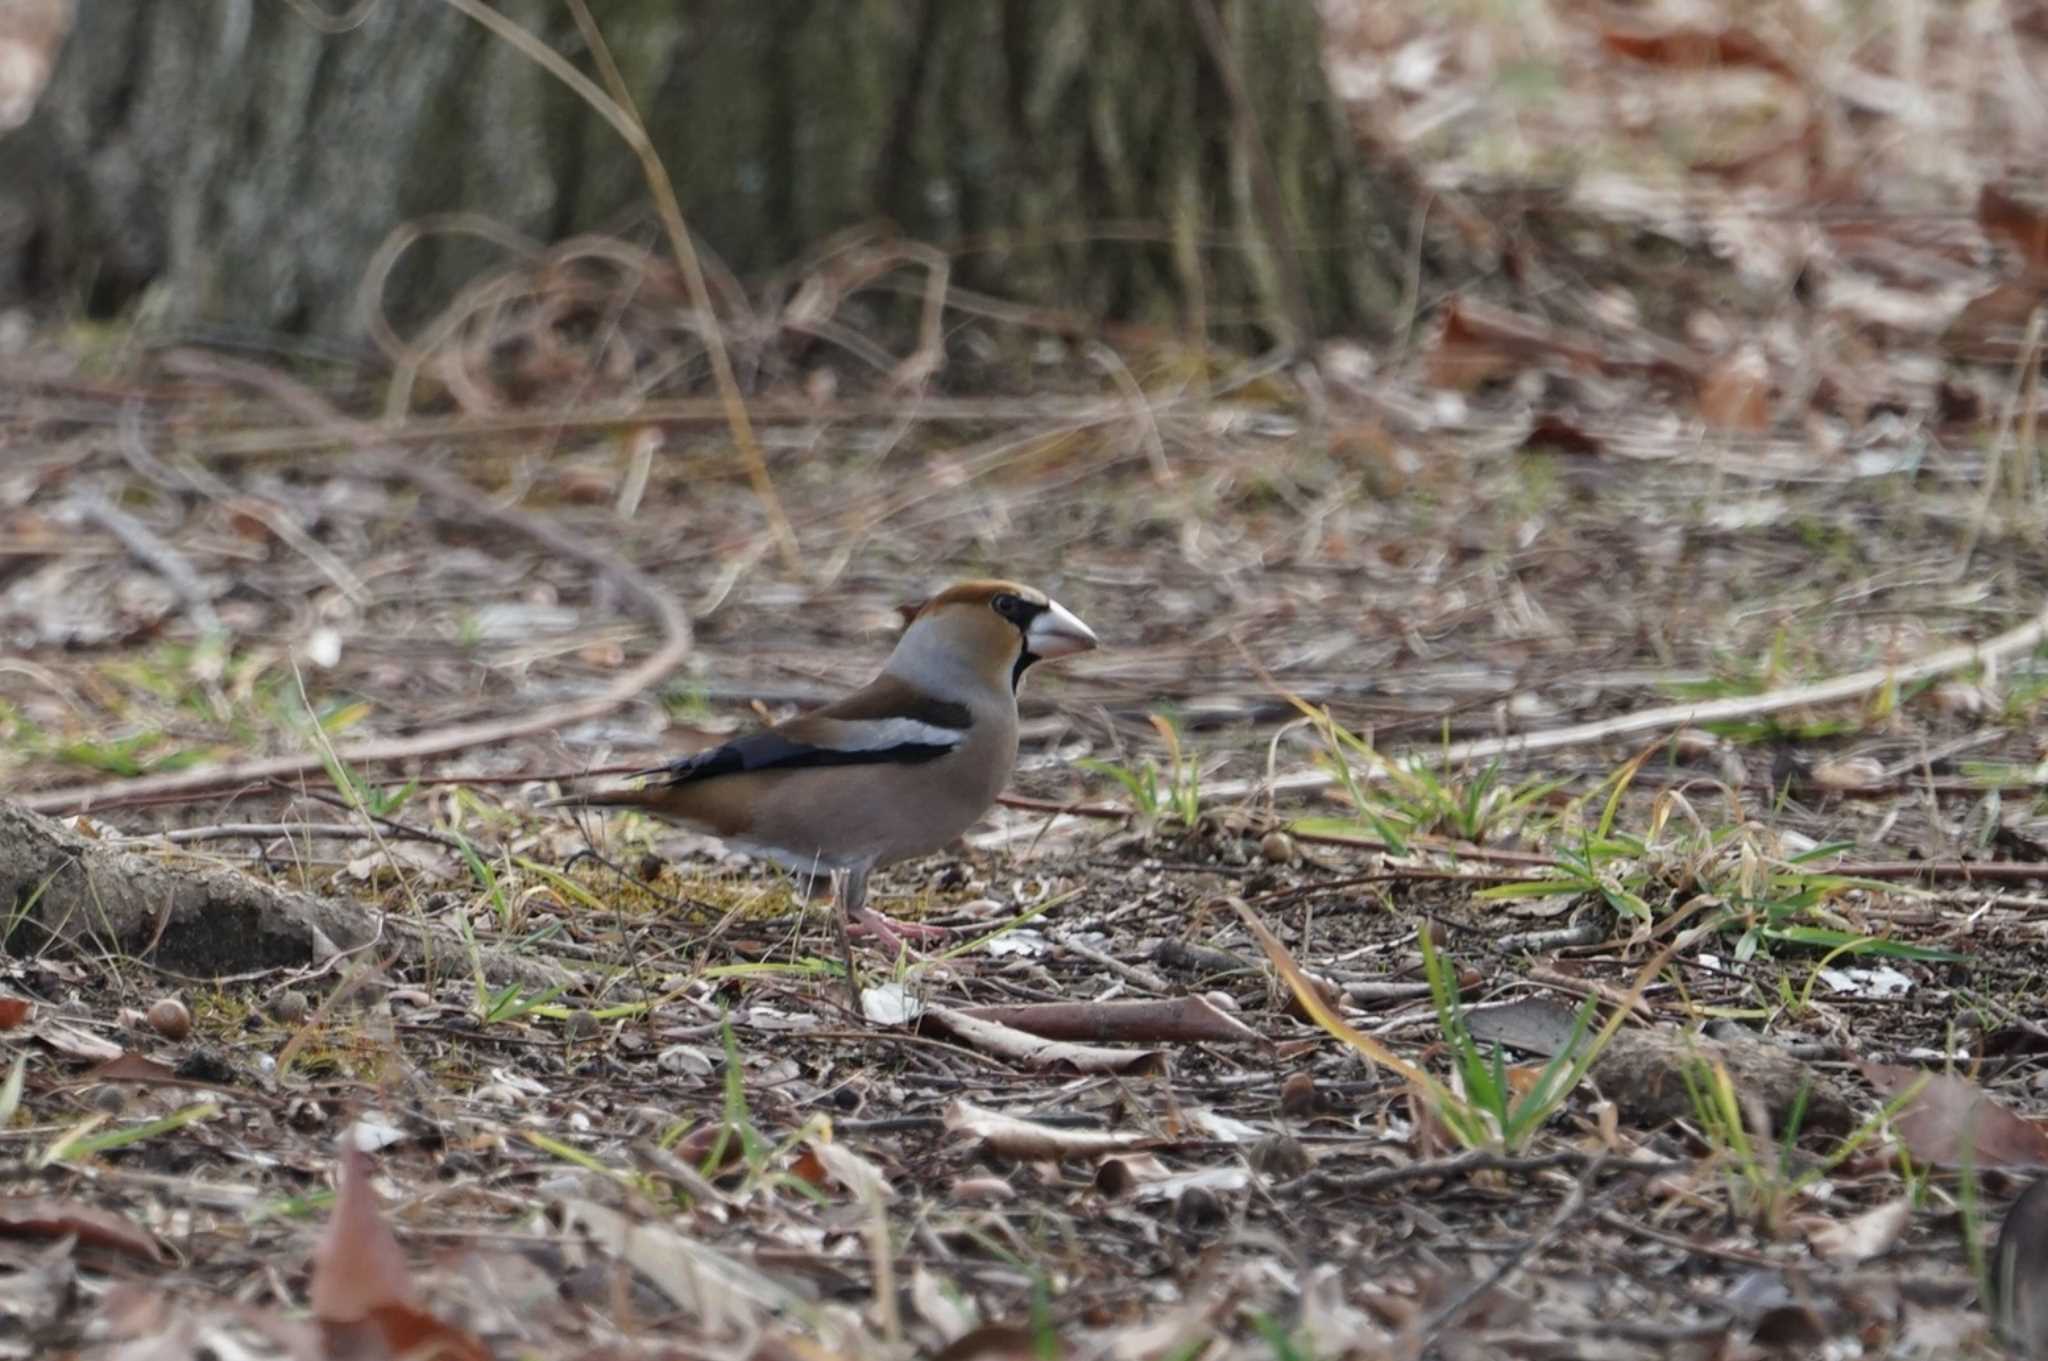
<box><xmin>846</xmin><ymin>913</ymin><xmax>950</xmax><ymax>964</ymax></box>
<box><xmin>845</xmin><ymin>910</ymin><xmax>951</xmax><ymax>946</ymax></box>
<box><xmin>834</xmin><ymin>865</ymin><xmax>949</xmax><ymax>957</ymax></box>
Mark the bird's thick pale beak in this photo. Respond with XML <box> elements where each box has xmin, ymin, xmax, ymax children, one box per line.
<box><xmin>1027</xmin><ymin>599</ymin><xmax>1098</xmax><ymax>658</ymax></box>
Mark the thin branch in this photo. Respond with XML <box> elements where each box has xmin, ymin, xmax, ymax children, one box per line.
<box><xmin>73</xmin><ymin>490</ymin><xmax>223</xmax><ymax>639</ymax></box>
<box><xmin>1207</xmin><ymin>600</ymin><xmax>2048</xmax><ymax>803</ymax></box>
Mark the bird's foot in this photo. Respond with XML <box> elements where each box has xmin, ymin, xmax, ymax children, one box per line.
<box><xmin>846</xmin><ymin>908</ymin><xmax>951</xmax><ymax>957</ymax></box>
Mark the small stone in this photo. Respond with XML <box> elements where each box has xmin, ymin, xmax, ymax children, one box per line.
<box><xmin>146</xmin><ymin>997</ymin><xmax>191</xmax><ymax>1041</ymax></box>
<box><xmin>271</xmin><ymin>990</ymin><xmax>310</xmax><ymax>1025</ymax></box>
<box><xmin>1260</xmin><ymin>830</ymin><xmax>1295</xmax><ymax>864</ymax></box>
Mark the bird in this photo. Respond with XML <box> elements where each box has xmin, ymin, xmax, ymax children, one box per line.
<box><xmin>547</xmin><ymin>579</ymin><xmax>1097</xmax><ymax>999</ymax></box>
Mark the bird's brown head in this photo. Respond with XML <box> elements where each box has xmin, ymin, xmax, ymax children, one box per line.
<box><xmin>887</xmin><ymin>579</ymin><xmax>1097</xmax><ymax>695</ymax></box>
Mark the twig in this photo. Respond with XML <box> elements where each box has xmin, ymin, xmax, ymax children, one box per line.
<box><xmin>113</xmin><ymin>822</ymin><xmax>448</xmax><ymax>848</ymax></box>
<box><xmin>1824</xmin><ymin>860</ymin><xmax>2048</xmax><ymax>884</ymax></box>
<box><xmin>1086</xmin><ymin>342</ymin><xmax>1176</xmax><ymax>486</ymax></box>
<box><xmin>118</xmin><ymin>399</ymin><xmax>369</xmax><ymax>606</ymax></box>
<box><xmin>73</xmin><ymin>489</ymin><xmax>223</xmax><ymax>639</ymax></box>
<box><xmin>179</xmin><ymin>395</ymin><xmax>1251</xmax><ymax>460</ymax></box>
<box><xmin>1283</xmin><ymin>1147</ymin><xmax>1678</xmax><ymax>1198</ymax></box>
<box><xmin>262</xmin><ymin>777</ymin><xmax>471</xmax><ymax>853</ymax></box>
<box><xmin>1208</xmin><ymin>600</ymin><xmax>2048</xmax><ymax>803</ymax></box>
<box><xmin>1417</xmin><ymin>1156</ymin><xmax>1607</xmax><ymax>1347</ymax></box>
<box><xmin>1052</xmin><ymin>930</ymin><xmax>1171</xmax><ymax>994</ymax></box>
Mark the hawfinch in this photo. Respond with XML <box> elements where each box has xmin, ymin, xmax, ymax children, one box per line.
<box><xmin>549</xmin><ymin>580</ymin><xmax>1097</xmax><ymax>990</ymax></box>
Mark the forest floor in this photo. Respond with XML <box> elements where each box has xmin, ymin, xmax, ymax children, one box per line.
<box><xmin>2</xmin><ymin>295</ymin><xmax>2046</xmax><ymax>1361</ymax></box>
<box><xmin>8</xmin><ymin>7</ymin><xmax>2048</xmax><ymax>1356</ymax></box>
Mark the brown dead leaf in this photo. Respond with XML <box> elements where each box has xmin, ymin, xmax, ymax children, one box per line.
<box><xmin>309</xmin><ymin>1140</ymin><xmax>417</xmax><ymax>1323</ymax></box>
<box><xmin>674</xmin><ymin>1122</ymin><xmax>748</xmax><ymax>1175</ymax></box>
<box><xmin>1860</xmin><ymin>1062</ymin><xmax>2048</xmax><ymax>1169</ymax></box>
<box><xmin>322</xmin><ymin>1305</ymin><xmax>491</xmax><ymax>1361</ymax></box>
<box><xmin>1425</xmin><ymin>297</ymin><xmax>1608</xmax><ymax>393</ymax></box>
<box><xmin>1520</xmin><ymin>413</ymin><xmax>1604</xmax><ymax>457</ymax></box>
<box><xmin>0</xmin><ymin>997</ymin><xmax>31</xmax><ymax>1029</ymax></box>
<box><xmin>1945</xmin><ymin>278</ymin><xmax>2048</xmax><ymax>362</ymax></box>
<box><xmin>1600</xmin><ymin>26</ymin><xmax>1801</xmax><ymax>82</ymax></box>
<box><xmin>84</xmin><ymin>1052</ymin><xmax>185</xmax><ymax>1085</ymax></box>
<box><xmin>931</xmin><ymin>1325</ymin><xmax>1044</xmax><ymax>1361</ymax></box>
<box><xmin>0</xmin><ymin>1197</ymin><xmax>166</xmax><ymax>1264</ymax></box>
<box><xmin>1697</xmin><ymin>346</ymin><xmax>1772</xmax><ymax>432</ymax></box>
<box><xmin>1981</xmin><ymin>184</ymin><xmax>2048</xmax><ymax>274</ymax></box>
<box><xmin>788</xmin><ymin>1145</ymin><xmax>830</xmax><ymax>1189</ymax></box>
<box><xmin>1404</xmin><ymin>1081</ymin><xmax>1463</xmax><ymax>1160</ymax></box>
<box><xmin>310</xmin><ymin>1141</ymin><xmax>491</xmax><ymax>1361</ymax></box>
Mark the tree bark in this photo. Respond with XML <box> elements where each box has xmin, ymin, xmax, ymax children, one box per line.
<box><xmin>0</xmin><ymin>0</ymin><xmax>1410</xmax><ymax>347</ymax></box>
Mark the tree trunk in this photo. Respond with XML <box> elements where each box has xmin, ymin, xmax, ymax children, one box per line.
<box><xmin>0</xmin><ymin>0</ymin><xmax>1410</xmax><ymax>349</ymax></box>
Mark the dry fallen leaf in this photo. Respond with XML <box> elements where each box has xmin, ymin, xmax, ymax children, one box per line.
<box><xmin>1697</xmin><ymin>346</ymin><xmax>1772</xmax><ymax>432</ymax></box>
<box><xmin>1803</xmin><ymin>1196</ymin><xmax>1910</xmax><ymax>1264</ymax></box>
<box><xmin>1519</xmin><ymin>413</ymin><xmax>1605</xmax><ymax>457</ymax></box>
<box><xmin>309</xmin><ymin>1137</ymin><xmax>492</xmax><ymax>1361</ymax></box>
<box><xmin>1980</xmin><ymin>184</ymin><xmax>2048</xmax><ymax>274</ymax></box>
<box><xmin>1600</xmin><ymin>24</ymin><xmax>1801</xmax><ymax>81</ymax></box>
<box><xmin>0</xmin><ymin>1197</ymin><xmax>166</xmax><ymax>1264</ymax></box>
<box><xmin>1809</xmin><ymin>756</ymin><xmax>1886</xmax><ymax>791</ymax></box>
<box><xmin>1424</xmin><ymin>297</ymin><xmax>1606</xmax><ymax>393</ymax></box>
<box><xmin>1860</xmin><ymin>1063</ymin><xmax>2048</xmax><ymax>1170</ymax></box>
<box><xmin>309</xmin><ymin>1139</ymin><xmax>417</xmax><ymax>1324</ymax></box>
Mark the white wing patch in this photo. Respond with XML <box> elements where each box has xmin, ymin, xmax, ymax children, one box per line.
<box><xmin>825</xmin><ymin>717</ymin><xmax>968</xmax><ymax>752</ymax></box>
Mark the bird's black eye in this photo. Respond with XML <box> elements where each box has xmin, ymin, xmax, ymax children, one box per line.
<box><xmin>991</xmin><ymin>593</ymin><xmax>1029</xmax><ymax>622</ymax></box>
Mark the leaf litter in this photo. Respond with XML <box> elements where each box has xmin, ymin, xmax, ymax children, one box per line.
<box><xmin>7</xmin><ymin>2</ymin><xmax>2048</xmax><ymax>1356</ymax></box>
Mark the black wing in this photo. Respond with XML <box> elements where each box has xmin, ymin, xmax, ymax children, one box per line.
<box><xmin>635</xmin><ymin>715</ymin><xmax>969</xmax><ymax>787</ymax></box>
